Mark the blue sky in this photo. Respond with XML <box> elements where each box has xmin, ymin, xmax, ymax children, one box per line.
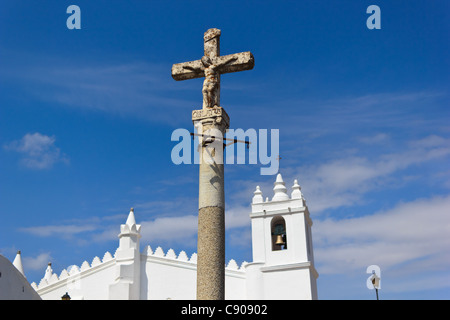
<box><xmin>0</xmin><ymin>1</ymin><xmax>449</xmax><ymax>299</ymax></box>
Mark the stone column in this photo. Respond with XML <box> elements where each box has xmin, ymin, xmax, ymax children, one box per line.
<box><xmin>193</xmin><ymin>106</ymin><xmax>229</xmax><ymax>300</ymax></box>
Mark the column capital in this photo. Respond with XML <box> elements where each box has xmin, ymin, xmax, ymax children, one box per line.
<box><xmin>192</xmin><ymin>106</ymin><xmax>230</xmax><ymax>129</ymax></box>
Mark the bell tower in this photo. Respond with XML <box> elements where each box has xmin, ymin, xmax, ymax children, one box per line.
<box><xmin>245</xmin><ymin>173</ymin><xmax>318</xmax><ymax>300</ymax></box>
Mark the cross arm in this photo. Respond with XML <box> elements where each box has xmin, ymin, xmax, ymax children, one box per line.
<box><xmin>218</xmin><ymin>51</ymin><xmax>255</xmax><ymax>75</ymax></box>
<box><xmin>171</xmin><ymin>51</ymin><xmax>255</xmax><ymax>81</ymax></box>
<box><xmin>171</xmin><ymin>59</ymin><xmax>205</xmax><ymax>81</ymax></box>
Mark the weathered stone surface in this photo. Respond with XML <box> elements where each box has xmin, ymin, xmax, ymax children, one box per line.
<box><xmin>171</xmin><ymin>52</ymin><xmax>255</xmax><ymax>81</ymax></box>
<box><xmin>196</xmin><ymin>206</ymin><xmax>225</xmax><ymax>300</ymax></box>
<box><xmin>204</xmin><ymin>28</ymin><xmax>221</xmax><ymax>58</ymax></box>
<box><xmin>192</xmin><ymin>106</ymin><xmax>230</xmax><ymax>126</ymax></box>
<box><xmin>172</xmin><ymin>28</ymin><xmax>254</xmax><ymax>110</ymax></box>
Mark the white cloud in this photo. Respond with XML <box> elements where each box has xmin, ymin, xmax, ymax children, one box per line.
<box><xmin>358</xmin><ymin>133</ymin><xmax>390</xmax><ymax>144</ymax></box>
<box><xmin>5</xmin><ymin>59</ymin><xmax>197</xmax><ymax>125</ymax></box>
<box><xmin>19</xmin><ymin>224</ymin><xmax>96</xmax><ymax>238</ymax></box>
<box><xmin>4</xmin><ymin>132</ymin><xmax>69</xmax><ymax>169</ymax></box>
<box><xmin>295</xmin><ymin>135</ymin><xmax>450</xmax><ymax>213</ymax></box>
<box><xmin>18</xmin><ymin>203</ymin><xmax>252</xmax><ymax>251</ymax></box>
<box><xmin>22</xmin><ymin>252</ymin><xmax>52</xmax><ymax>272</ymax></box>
<box><xmin>313</xmin><ymin>195</ymin><xmax>450</xmax><ymax>292</ymax></box>
<box><xmin>140</xmin><ymin>215</ymin><xmax>198</xmax><ymax>247</ymax></box>
<box><xmin>131</xmin><ymin>204</ymin><xmax>251</xmax><ymax>247</ymax></box>
<box><xmin>225</xmin><ymin>205</ymin><xmax>252</xmax><ymax>229</ymax></box>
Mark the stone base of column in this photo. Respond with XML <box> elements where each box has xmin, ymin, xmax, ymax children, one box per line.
<box><xmin>196</xmin><ymin>206</ymin><xmax>225</xmax><ymax>300</ymax></box>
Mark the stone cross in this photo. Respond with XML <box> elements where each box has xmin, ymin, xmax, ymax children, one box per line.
<box><xmin>171</xmin><ymin>28</ymin><xmax>254</xmax><ymax>300</ymax></box>
<box><xmin>172</xmin><ymin>28</ymin><xmax>254</xmax><ymax>110</ymax></box>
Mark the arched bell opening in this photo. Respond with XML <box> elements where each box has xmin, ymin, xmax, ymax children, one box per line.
<box><xmin>271</xmin><ymin>216</ymin><xmax>287</xmax><ymax>251</ymax></box>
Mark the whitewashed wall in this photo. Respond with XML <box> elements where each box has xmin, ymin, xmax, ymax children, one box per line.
<box><xmin>0</xmin><ymin>255</ymin><xmax>41</xmax><ymax>300</ymax></box>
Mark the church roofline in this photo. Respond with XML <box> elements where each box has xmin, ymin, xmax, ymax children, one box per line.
<box><xmin>34</xmin><ymin>243</ymin><xmax>248</xmax><ymax>293</ymax></box>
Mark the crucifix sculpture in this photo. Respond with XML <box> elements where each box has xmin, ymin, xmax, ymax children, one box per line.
<box><xmin>172</xmin><ymin>28</ymin><xmax>254</xmax><ymax>110</ymax></box>
<box><xmin>172</xmin><ymin>28</ymin><xmax>254</xmax><ymax>300</ymax></box>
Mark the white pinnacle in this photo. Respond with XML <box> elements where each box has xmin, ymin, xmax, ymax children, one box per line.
<box><xmin>252</xmin><ymin>186</ymin><xmax>263</xmax><ymax>204</ymax></box>
<box><xmin>44</xmin><ymin>262</ymin><xmax>53</xmax><ymax>281</ymax></box>
<box><xmin>272</xmin><ymin>173</ymin><xmax>289</xmax><ymax>201</ymax></box>
<box><xmin>291</xmin><ymin>179</ymin><xmax>303</xmax><ymax>199</ymax></box>
<box><xmin>121</xmin><ymin>207</ymin><xmax>141</xmax><ymax>236</ymax></box>
<box><xmin>126</xmin><ymin>207</ymin><xmax>137</xmax><ymax>227</ymax></box>
<box><xmin>12</xmin><ymin>250</ymin><xmax>25</xmax><ymax>277</ymax></box>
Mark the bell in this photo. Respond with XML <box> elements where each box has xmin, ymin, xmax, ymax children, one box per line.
<box><xmin>275</xmin><ymin>234</ymin><xmax>285</xmax><ymax>246</ymax></box>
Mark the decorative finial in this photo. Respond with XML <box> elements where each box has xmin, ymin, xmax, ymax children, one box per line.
<box><xmin>291</xmin><ymin>179</ymin><xmax>303</xmax><ymax>199</ymax></box>
<box><xmin>125</xmin><ymin>208</ymin><xmax>137</xmax><ymax>227</ymax></box>
<box><xmin>252</xmin><ymin>185</ymin><xmax>264</xmax><ymax>204</ymax></box>
<box><xmin>13</xmin><ymin>250</ymin><xmax>25</xmax><ymax>276</ymax></box>
<box><xmin>44</xmin><ymin>262</ymin><xmax>53</xmax><ymax>281</ymax></box>
<box><xmin>120</xmin><ymin>206</ymin><xmax>141</xmax><ymax>236</ymax></box>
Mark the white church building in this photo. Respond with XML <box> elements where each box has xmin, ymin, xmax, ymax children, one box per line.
<box><xmin>5</xmin><ymin>173</ymin><xmax>318</xmax><ymax>300</ymax></box>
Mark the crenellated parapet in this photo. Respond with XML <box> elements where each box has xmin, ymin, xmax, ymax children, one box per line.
<box><xmin>140</xmin><ymin>244</ymin><xmax>247</xmax><ymax>272</ymax></box>
<box><xmin>32</xmin><ymin>251</ymin><xmax>114</xmax><ymax>291</ymax></box>
<box><xmin>33</xmin><ymin>243</ymin><xmax>247</xmax><ymax>295</ymax></box>
<box><xmin>34</xmin><ymin>208</ymin><xmax>248</xmax><ymax>299</ymax></box>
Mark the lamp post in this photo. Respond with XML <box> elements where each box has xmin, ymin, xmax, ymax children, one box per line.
<box><xmin>370</xmin><ymin>271</ymin><xmax>380</xmax><ymax>300</ymax></box>
<box><xmin>61</xmin><ymin>292</ymin><xmax>71</xmax><ymax>300</ymax></box>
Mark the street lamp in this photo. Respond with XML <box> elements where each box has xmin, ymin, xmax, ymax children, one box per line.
<box><xmin>61</xmin><ymin>292</ymin><xmax>71</xmax><ymax>300</ymax></box>
<box><xmin>369</xmin><ymin>271</ymin><xmax>380</xmax><ymax>300</ymax></box>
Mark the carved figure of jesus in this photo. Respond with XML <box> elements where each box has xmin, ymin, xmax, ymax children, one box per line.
<box><xmin>184</xmin><ymin>55</ymin><xmax>237</xmax><ymax>109</ymax></box>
